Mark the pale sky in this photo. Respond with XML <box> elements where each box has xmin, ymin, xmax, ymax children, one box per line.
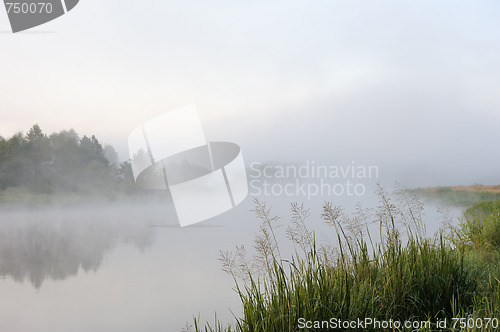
<box><xmin>1</xmin><ymin>0</ymin><xmax>500</xmax><ymax>187</ymax></box>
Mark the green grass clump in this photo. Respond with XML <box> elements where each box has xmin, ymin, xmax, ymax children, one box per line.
<box><xmin>450</xmin><ymin>200</ymin><xmax>500</xmax><ymax>327</ymax></box>
<box><xmin>192</xmin><ymin>186</ymin><xmax>500</xmax><ymax>332</ymax></box>
<box><xmin>451</xmin><ymin>200</ymin><xmax>500</xmax><ymax>265</ymax></box>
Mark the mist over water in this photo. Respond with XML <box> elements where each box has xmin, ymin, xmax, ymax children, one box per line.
<box><xmin>0</xmin><ymin>183</ymin><xmax>463</xmax><ymax>331</ymax></box>
<box><xmin>0</xmin><ymin>200</ymin><xmax>244</xmax><ymax>331</ymax></box>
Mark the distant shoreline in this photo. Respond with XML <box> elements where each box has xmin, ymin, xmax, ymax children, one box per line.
<box><xmin>0</xmin><ymin>187</ymin><xmax>171</xmax><ymax>210</ymax></box>
<box><xmin>418</xmin><ymin>184</ymin><xmax>500</xmax><ymax>194</ymax></box>
<box><xmin>413</xmin><ymin>184</ymin><xmax>500</xmax><ymax>206</ymax></box>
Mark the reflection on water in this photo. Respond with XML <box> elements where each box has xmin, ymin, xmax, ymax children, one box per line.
<box><xmin>0</xmin><ymin>206</ymin><xmax>156</xmax><ymax>288</ymax></box>
<box><xmin>0</xmin><ymin>201</ymin><xmax>245</xmax><ymax>332</ymax></box>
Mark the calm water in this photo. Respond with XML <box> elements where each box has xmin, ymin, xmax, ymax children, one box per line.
<box><xmin>0</xmin><ymin>188</ymin><xmax>462</xmax><ymax>332</ymax></box>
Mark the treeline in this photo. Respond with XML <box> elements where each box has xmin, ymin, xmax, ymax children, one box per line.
<box><xmin>0</xmin><ymin>124</ymin><xmax>135</xmax><ymax>196</ymax></box>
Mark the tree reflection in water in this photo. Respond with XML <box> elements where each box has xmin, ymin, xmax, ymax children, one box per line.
<box><xmin>0</xmin><ymin>205</ymin><xmax>157</xmax><ymax>288</ymax></box>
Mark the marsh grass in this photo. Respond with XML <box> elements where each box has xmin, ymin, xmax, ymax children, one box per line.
<box><xmin>192</xmin><ymin>185</ymin><xmax>500</xmax><ymax>331</ymax></box>
<box><xmin>449</xmin><ymin>200</ymin><xmax>500</xmax><ymax>329</ymax></box>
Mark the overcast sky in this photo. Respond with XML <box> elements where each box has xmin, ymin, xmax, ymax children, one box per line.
<box><xmin>1</xmin><ymin>0</ymin><xmax>499</xmax><ymax>187</ymax></box>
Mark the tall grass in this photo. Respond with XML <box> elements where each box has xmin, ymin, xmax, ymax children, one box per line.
<box><xmin>450</xmin><ymin>200</ymin><xmax>500</xmax><ymax>328</ymax></box>
<box><xmin>192</xmin><ymin>185</ymin><xmax>500</xmax><ymax>331</ymax></box>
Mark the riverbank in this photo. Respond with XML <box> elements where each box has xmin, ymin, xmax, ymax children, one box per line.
<box><xmin>192</xmin><ymin>186</ymin><xmax>500</xmax><ymax>331</ymax></box>
<box><xmin>413</xmin><ymin>184</ymin><xmax>500</xmax><ymax>206</ymax></box>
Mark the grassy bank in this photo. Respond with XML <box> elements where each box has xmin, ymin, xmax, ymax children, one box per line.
<box><xmin>414</xmin><ymin>185</ymin><xmax>500</xmax><ymax>206</ymax></box>
<box><xmin>0</xmin><ymin>186</ymin><xmax>163</xmax><ymax>208</ymax></box>
<box><xmin>0</xmin><ymin>187</ymin><xmax>134</xmax><ymax>207</ymax></box>
<box><xmin>191</xmin><ymin>186</ymin><xmax>500</xmax><ymax>331</ymax></box>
